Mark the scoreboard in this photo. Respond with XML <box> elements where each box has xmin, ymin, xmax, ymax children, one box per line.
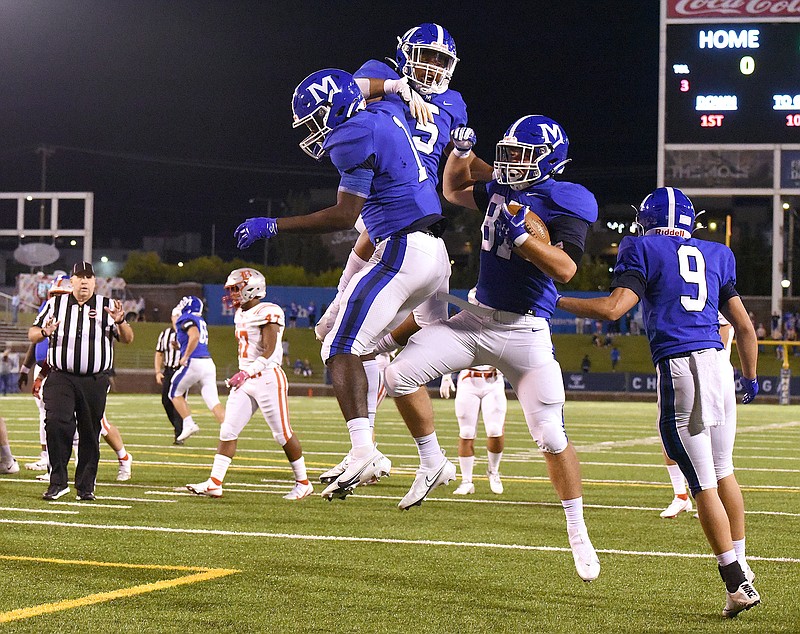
<box><xmin>665</xmin><ymin>22</ymin><xmax>800</xmax><ymax>144</ymax></box>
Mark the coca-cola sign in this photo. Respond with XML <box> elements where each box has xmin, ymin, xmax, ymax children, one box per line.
<box><xmin>669</xmin><ymin>0</ymin><xmax>800</xmax><ymax>18</ymax></box>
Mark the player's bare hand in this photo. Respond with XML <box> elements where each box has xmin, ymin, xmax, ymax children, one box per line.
<box><xmin>105</xmin><ymin>299</ymin><xmax>126</xmax><ymax>324</ymax></box>
<box><xmin>41</xmin><ymin>318</ymin><xmax>60</xmax><ymax>337</ymax></box>
<box><xmin>155</xmin><ymin>371</ymin><xmax>163</xmax><ymax>386</ymax></box>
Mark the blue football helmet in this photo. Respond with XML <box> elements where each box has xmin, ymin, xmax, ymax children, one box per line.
<box><xmin>494</xmin><ymin>115</ymin><xmax>571</xmax><ymax>190</ymax></box>
<box><xmin>48</xmin><ymin>274</ymin><xmax>72</xmax><ymax>297</ymax></box>
<box><xmin>636</xmin><ymin>187</ymin><xmax>696</xmax><ymax>239</ymax></box>
<box><xmin>177</xmin><ymin>295</ymin><xmax>203</xmax><ymax>315</ymax></box>
<box><xmin>395</xmin><ymin>23</ymin><xmax>458</xmax><ymax>96</ymax></box>
<box><xmin>291</xmin><ymin>68</ymin><xmax>366</xmax><ymax>160</ymax></box>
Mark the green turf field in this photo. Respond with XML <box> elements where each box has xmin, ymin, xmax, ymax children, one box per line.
<box><xmin>1</xmin><ymin>395</ymin><xmax>798</xmax><ymax>632</ymax></box>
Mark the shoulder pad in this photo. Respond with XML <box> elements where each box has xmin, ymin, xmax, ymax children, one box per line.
<box><xmin>326</xmin><ymin>118</ymin><xmax>374</xmax><ymax>170</ymax></box>
<box><xmin>353</xmin><ymin>59</ymin><xmax>399</xmax><ymax>81</ymax></box>
<box><xmin>550</xmin><ymin>182</ymin><xmax>598</xmax><ymax>223</ymax></box>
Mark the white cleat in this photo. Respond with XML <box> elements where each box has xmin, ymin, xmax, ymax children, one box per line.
<box><xmin>319</xmin><ymin>453</ymin><xmax>350</xmax><ymax>484</ymax></box>
<box><xmin>321</xmin><ymin>449</ymin><xmax>391</xmax><ymax>501</ymax></box>
<box><xmin>569</xmin><ymin>531</ymin><xmax>601</xmax><ymax>582</ymax></box>
<box><xmin>26</xmin><ymin>458</ymin><xmax>49</xmax><ymax>471</ymax></box>
<box><xmin>283</xmin><ymin>481</ymin><xmax>314</xmax><ymax>500</ymax></box>
<box><xmin>660</xmin><ymin>495</ymin><xmax>692</xmax><ymax>518</ymax></box>
<box><xmin>487</xmin><ymin>470</ymin><xmax>504</xmax><ymax>495</ymax></box>
<box><xmin>186</xmin><ymin>479</ymin><xmax>222</xmax><ymax>498</ymax></box>
<box><xmin>0</xmin><ymin>459</ymin><xmax>20</xmax><ymax>474</ymax></box>
<box><xmin>742</xmin><ymin>563</ymin><xmax>755</xmax><ymax>584</ymax></box>
<box><xmin>398</xmin><ymin>457</ymin><xmax>457</xmax><ymax>510</ymax></box>
<box><xmin>116</xmin><ymin>453</ymin><xmax>133</xmax><ymax>481</ymax></box>
<box><xmin>36</xmin><ymin>471</ymin><xmax>50</xmax><ymax>482</ymax></box>
<box><xmin>176</xmin><ymin>421</ymin><xmax>200</xmax><ymax>442</ymax></box>
<box><xmin>452</xmin><ymin>481</ymin><xmax>475</xmax><ymax>496</ymax></box>
<box><xmin>723</xmin><ymin>581</ymin><xmax>761</xmax><ymax>618</ymax></box>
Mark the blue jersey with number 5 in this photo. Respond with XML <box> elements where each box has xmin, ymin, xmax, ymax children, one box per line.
<box><xmin>611</xmin><ymin>235</ymin><xmax>738</xmax><ymax>363</ymax></box>
<box><xmin>175</xmin><ymin>312</ymin><xmax>211</xmax><ymax>359</ymax></box>
<box><xmin>324</xmin><ymin>98</ymin><xmax>443</xmax><ymax>242</ymax></box>
<box><xmin>353</xmin><ymin>60</ymin><xmax>467</xmax><ymax>188</ymax></box>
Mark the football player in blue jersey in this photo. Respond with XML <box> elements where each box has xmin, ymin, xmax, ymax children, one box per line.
<box><xmin>171</xmin><ymin>296</ymin><xmax>225</xmax><ymax>442</ymax></box>
<box><xmin>314</xmin><ymin>23</ymin><xmax>472</xmax><ymax>485</ymax></box>
<box><xmin>557</xmin><ymin>187</ymin><xmax>761</xmax><ymax>617</ymax></box>
<box><xmin>235</xmin><ymin>68</ymin><xmax>451</xmax><ymax>501</ymax></box>
<box><xmin>383</xmin><ymin>115</ymin><xmax>601</xmax><ymax>583</ymax></box>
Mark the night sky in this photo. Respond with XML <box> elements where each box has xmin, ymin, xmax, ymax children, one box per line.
<box><xmin>0</xmin><ymin>1</ymin><xmax>660</xmax><ymax>258</ymax></box>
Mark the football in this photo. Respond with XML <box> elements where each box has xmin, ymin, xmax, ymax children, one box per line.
<box><xmin>507</xmin><ymin>201</ymin><xmax>550</xmax><ymax>244</ymax></box>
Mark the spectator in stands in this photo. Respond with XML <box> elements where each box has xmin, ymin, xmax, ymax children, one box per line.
<box><xmin>302</xmin><ymin>359</ymin><xmax>313</xmax><ymax>377</ymax></box>
<box><xmin>11</xmin><ymin>293</ymin><xmax>20</xmax><ymax>325</ymax></box>
<box><xmin>293</xmin><ymin>358</ymin><xmax>303</xmax><ymax>375</ymax></box>
<box><xmin>755</xmin><ymin>323</ymin><xmax>766</xmax><ymax>339</ymax></box>
<box><xmin>288</xmin><ymin>302</ymin><xmax>299</xmax><ymax>328</ymax></box>
<box><xmin>282</xmin><ymin>340</ymin><xmax>290</xmax><ymax>366</ymax></box>
<box><xmin>307</xmin><ymin>301</ymin><xmax>317</xmax><ymax>328</ymax></box>
<box><xmin>581</xmin><ymin>355</ymin><xmax>591</xmax><ymax>375</ymax></box>
<box><xmin>0</xmin><ymin>350</ymin><xmax>13</xmax><ymax>395</ymax></box>
<box><xmin>575</xmin><ymin>316</ymin><xmax>584</xmax><ymax>334</ymax></box>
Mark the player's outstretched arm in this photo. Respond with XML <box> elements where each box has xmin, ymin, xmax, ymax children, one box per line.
<box><xmin>557</xmin><ymin>287</ymin><xmax>639</xmax><ymax>321</ymax></box>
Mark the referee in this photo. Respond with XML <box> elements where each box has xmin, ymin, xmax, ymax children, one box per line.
<box><xmin>154</xmin><ymin>315</ymin><xmax>184</xmax><ymax>443</ymax></box>
<box><xmin>28</xmin><ymin>261</ymin><xmax>134</xmax><ymax>501</ymax></box>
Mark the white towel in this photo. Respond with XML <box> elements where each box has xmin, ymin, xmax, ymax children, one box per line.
<box><xmin>689</xmin><ymin>349</ymin><xmax>726</xmax><ymax>429</ymax></box>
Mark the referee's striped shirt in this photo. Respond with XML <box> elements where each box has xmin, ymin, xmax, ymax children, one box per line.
<box><xmin>33</xmin><ymin>293</ymin><xmax>119</xmax><ymax>375</ymax></box>
<box><xmin>156</xmin><ymin>327</ymin><xmax>181</xmax><ymax>368</ymax></box>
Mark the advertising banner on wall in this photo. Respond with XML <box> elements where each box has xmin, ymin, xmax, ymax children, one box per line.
<box><xmin>664</xmin><ymin>149</ymin><xmax>773</xmax><ymax>188</ymax></box>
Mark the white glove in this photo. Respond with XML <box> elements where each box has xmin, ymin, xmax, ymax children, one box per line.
<box><xmin>439</xmin><ymin>373</ymin><xmax>455</xmax><ymax>399</ymax></box>
<box><xmin>384</xmin><ymin>77</ymin><xmax>432</xmax><ymax>126</ymax></box>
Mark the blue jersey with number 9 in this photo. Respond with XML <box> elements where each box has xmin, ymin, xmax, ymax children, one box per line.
<box><xmin>611</xmin><ymin>235</ymin><xmax>738</xmax><ymax>363</ymax></box>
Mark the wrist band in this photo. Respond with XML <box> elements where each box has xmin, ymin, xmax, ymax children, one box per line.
<box><xmin>40</xmin><ymin>328</ymin><xmax>48</xmax><ymax>339</ymax></box>
<box><xmin>20</xmin><ymin>365</ymin><xmax>30</xmax><ymax>374</ymax></box>
<box><xmin>452</xmin><ymin>148</ymin><xmax>472</xmax><ymax>159</ymax></box>
<box><xmin>248</xmin><ymin>357</ymin><xmax>268</xmax><ymax>377</ymax></box>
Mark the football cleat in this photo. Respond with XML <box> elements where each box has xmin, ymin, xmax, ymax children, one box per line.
<box><xmin>176</xmin><ymin>420</ymin><xmax>200</xmax><ymax>442</ymax></box>
<box><xmin>116</xmin><ymin>453</ymin><xmax>133</xmax><ymax>481</ymax></box>
<box><xmin>487</xmin><ymin>470</ymin><xmax>504</xmax><ymax>495</ymax></box>
<box><xmin>398</xmin><ymin>457</ymin><xmax>457</xmax><ymax>510</ymax></box>
<box><xmin>723</xmin><ymin>581</ymin><xmax>760</xmax><ymax>618</ymax></box>
<box><xmin>42</xmin><ymin>484</ymin><xmax>70</xmax><ymax>500</ymax></box>
<box><xmin>25</xmin><ymin>458</ymin><xmax>49</xmax><ymax>471</ymax></box>
<box><xmin>76</xmin><ymin>491</ymin><xmax>96</xmax><ymax>501</ymax></box>
<box><xmin>36</xmin><ymin>471</ymin><xmax>50</xmax><ymax>482</ymax></box>
<box><xmin>321</xmin><ymin>449</ymin><xmax>391</xmax><ymax>501</ymax></box>
<box><xmin>660</xmin><ymin>495</ymin><xmax>692</xmax><ymax>518</ymax></box>
<box><xmin>0</xmin><ymin>459</ymin><xmax>20</xmax><ymax>474</ymax></box>
<box><xmin>319</xmin><ymin>452</ymin><xmax>350</xmax><ymax>484</ymax></box>
<box><xmin>569</xmin><ymin>531</ymin><xmax>601</xmax><ymax>582</ymax></box>
<box><xmin>452</xmin><ymin>481</ymin><xmax>475</xmax><ymax>496</ymax></box>
<box><xmin>742</xmin><ymin>562</ymin><xmax>755</xmax><ymax>584</ymax></box>
<box><xmin>283</xmin><ymin>481</ymin><xmax>314</xmax><ymax>500</ymax></box>
<box><xmin>186</xmin><ymin>479</ymin><xmax>223</xmax><ymax>498</ymax></box>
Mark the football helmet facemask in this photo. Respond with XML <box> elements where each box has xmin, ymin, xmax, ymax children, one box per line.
<box><xmin>395</xmin><ymin>23</ymin><xmax>458</xmax><ymax>96</ymax></box>
<box><xmin>636</xmin><ymin>187</ymin><xmax>696</xmax><ymax>239</ymax></box>
<box><xmin>176</xmin><ymin>295</ymin><xmax>203</xmax><ymax>315</ymax></box>
<box><xmin>494</xmin><ymin>115</ymin><xmax>571</xmax><ymax>190</ymax></box>
<box><xmin>48</xmin><ymin>274</ymin><xmax>72</xmax><ymax>297</ymax></box>
<box><xmin>223</xmin><ymin>268</ymin><xmax>266</xmax><ymax>309</ymax></box>
<box><xmin>292</xmin><ymin>68</ymin><xmax>366</xmax><ymax>160</ymax></box>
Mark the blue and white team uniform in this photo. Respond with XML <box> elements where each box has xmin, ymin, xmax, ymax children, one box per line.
<box><xmin>170</xmin><ymin>304</ymin><xmax>221</xmax><ymax>411</ymax></box>
<box><xmin>386</xmin><ymin>176</ymin><xmax>597</xmax><ymax>457</ymax></box>
<box><xmin>353</xmin><ymin>59</ymin><xmax>467</xmax><ymax>188</ymax></box>
<box><xmin>320</xmin><ymin>97</ymin><xmax>451</xmax><ymax>361</ymax></box>
<box><xmin>611</xmin><ymin>233</ymin><xmax>740</xmax><ymax>495</ymax></box>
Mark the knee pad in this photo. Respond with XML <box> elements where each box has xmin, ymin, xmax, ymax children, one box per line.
<box><xmin>714</xmin><ymin>460</ymin><xmax>734</xmax><ymax>481</ymax></box>
<box><xmin>219</xmin><ymin>422</ymin><xmax>240</xmax><ymax>443</ymax></box>
<box><xmin>272</xmin><ymin>429</ymin><xmax>290</xmax><ymax>447</ymax></box>
<box><xmin>384</xmin><ymin>363</ymin><xmax>420</xmax><ymax>398</ymax></box>
<box><xmin>484</xmin><ymin>420</ymin><xmax>504</xmax><ymax>439</ymax></box>
<box><xmin>527</xmin><ymin>410</ymin><xmax>568</xmax><ymax>454</ymax></box>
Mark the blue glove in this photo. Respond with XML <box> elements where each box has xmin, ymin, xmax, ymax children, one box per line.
<box><xmin>498</xmin><ymin>203</ymin><xmax>529</xmax><ymax>246</ymax></box>
<box><xmin>451</xmin><ymin>126</ymin><xmax>476</xmax><ymax>153</ymax></box>
<box><xmin>740</xmin><ymin>376</ymin><xmax>758</xmax><ymax>404</ymax></box>
<box><xmin>235</xmin><ymin>217</ymin><xmax>278</xmax><ymax>249</ymax></box>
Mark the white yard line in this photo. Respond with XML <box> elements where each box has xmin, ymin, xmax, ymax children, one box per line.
<box><xmin>0</xmin><ymin>517</ymin><xmax>797</xmax><ymax>564</ymax></box>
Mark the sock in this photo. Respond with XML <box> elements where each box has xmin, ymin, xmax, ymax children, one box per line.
<box><xmin>0</xmin><ymin>445</ymin><xmax>12</xmax><ymax>461</ymax></box>
<box><xmin>666</xmin><ymin>463</ymin><xmax>688</xmax><ymax>497</ymax></box>
<box><xmin>290</xmin><ymin>456</ymin><xmax>309</xmax><ymax>483</ymax></box>
<box><xmin>184</xmin><ymin>415</ymin><xmax>195</xmax><ymax>427</ymax></box>
<box><xmin>116</xmin><ymin>448</ymin><xmax>128</xmax><ymax>460</ymax></box>
<box><xmin>487</xmin><ymin>449</ymin><xmax>503</xmax><ymax>474</ymax></box>
<box><xmin>40</xmin><ymin>449</ymin><xmax>48</xmax><ymax>460</ymax></box>
<box><xmin>732</xmin><ymin>537</ymin><xmax>748</xmax><ymax>569</ymax></box>
<box><xmin>209</xmin><ymin>454</ymin><xmax>232</xmax><ymax>484</ymax></box>
<box><xmin>717</xmin><ymin>559</ymin><xmax>746</xmax><ymax>593</ymax></box>
<box><xmin>363</xmin><ymin>359</ymin><xmax>380</xmax><ymax>429</ymax></box>
<box><xmin>347</xmin><ymin>417</ymin><xmax>373</xmax><ymax>458</ymax></box>
<box><xmin>458</xmin><ymin>454</ymin><xmax>474</xmax><ymax>482</ymax></box>
<box><xmin>415</xmin><ymin>432</ymin><xmax>443</xmax><ymax>469</ymax></box>
<box><xmin>562</xmin><ymin>497</ymin><xmax>587</xmax><ymax>537</ymax></box>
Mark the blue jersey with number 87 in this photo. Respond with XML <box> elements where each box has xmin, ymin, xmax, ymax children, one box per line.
<box><xmin>611</xmin><ymin>235</ymin><xmax>738</xmax><ymax>363</ymax></box>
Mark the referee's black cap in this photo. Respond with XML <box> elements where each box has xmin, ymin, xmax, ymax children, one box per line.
<box><xmin>71</xmin><ymin>261</ymin><xmax>95</xmax><ymax>278</ymax></box>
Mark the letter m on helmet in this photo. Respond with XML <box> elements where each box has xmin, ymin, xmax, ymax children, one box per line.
<box><xmin>539</xmin><ymin>123</ymin><xmax>566</xmax><ymax>148</ymax></box>
<box><xmin>306</xmin><ymin>75</ymin><xmax>341</xmax><ymax>105</ymax></box>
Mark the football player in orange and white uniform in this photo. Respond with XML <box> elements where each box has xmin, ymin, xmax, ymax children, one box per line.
<box><xmin>187</xmin><ymin>268</ymin><xmax>312</xmax><ymax>500</ymax></box>
<box><xmin>440</xmin><ymin>364</ymin><xmax>507</xmax><ymax>495</ymax></box>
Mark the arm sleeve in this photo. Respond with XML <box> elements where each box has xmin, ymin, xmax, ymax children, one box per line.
<box><xmin>338</xmin><ymin>165</ymin><xmax>374</xmax><ymax>199</ymax></box>
<box><xmin>718</xmin><ymin>247</ymin><xmax>739</xmax><ymax>306</ymax></box>
<box><xmin>610</xmin><ymin>237</ymin><xmax>646</xmax><ymax>299</ymax></box>
<box><xmin>472</xmin><ymin>181</ymin><xmax>490</xmax><ymax>211</ymax></box>
<box><xmin>548</xmin><ymin>215</ymin><xmax>590</xmax><ymax>265</ymax></box>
